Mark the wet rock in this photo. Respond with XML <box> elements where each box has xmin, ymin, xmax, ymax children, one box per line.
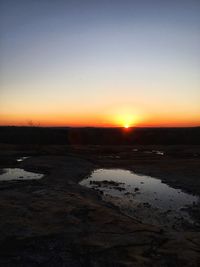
<box><xmin>143</xmin><ymin>202</ymin><xmax>151</xmax><ymax>208</ymax></box>
<box><xmin>96</xmin><ymin>189</ymin><xmax>103</xmax><ymax>195</ymax></box>
<box><xmin>124</xmin><ymin>192</ymin><xmax>132</xmax><ymax>195</ymax></box>
<box><xmin>113</xmin><ymin>186</ymin><xmax>125</xmax><ymax>191</ymax></box>
<box><xmin>0</xmin><ymin>149</ymin><xmax>200</xmax><ymax>266</ymax></box>
<box><xmin>0</xmin><ymin>169</ymin><xmax>5</xmax><ymax>175</ymax></box>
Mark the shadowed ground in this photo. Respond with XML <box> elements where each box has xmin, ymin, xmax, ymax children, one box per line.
<box><xmin>0</xmin><ymin>145</ymin><xmax>200</xmax><ymax>266</ymax></box>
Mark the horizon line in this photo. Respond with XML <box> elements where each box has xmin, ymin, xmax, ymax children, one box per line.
<box><xmin>0</xmin><ymin>125</ymin><xmax>200</xmax><ymax>129</ymax></box>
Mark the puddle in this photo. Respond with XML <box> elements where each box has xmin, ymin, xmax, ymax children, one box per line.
<box><xmin>16</xmin><ymin>156</ymin><xmax>30</xmax><ymax>162</ymax></box>
<box><xmin>103</xmin><ymin>155</ymin><xmax>120</xmax><ymax>159</ymax></box>
<box><xmin>0</xmin><ymin>168</ymin><xmax>43</xmax><ymax>181</ymax></box>
<box><xmin>152</xmin><ymin>150</ymin><xmax>164</xmax><ymax>155</ymax></box>
<box><xmin>144</xmin><ymin>150</ymin><xmax>164</xmax><ymax>155</ymax></box>
<box><xmin>80</xmin><ymin>169</ymin><xmax>199</xmax><ymax>229</ymax></box>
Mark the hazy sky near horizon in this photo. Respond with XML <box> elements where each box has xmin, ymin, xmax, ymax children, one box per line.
<box><xmin>0</xmin><ymin>0</ymin><xmax>200</xmax><ymax>127</ymax></box>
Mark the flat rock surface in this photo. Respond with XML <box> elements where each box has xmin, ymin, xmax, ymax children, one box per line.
<box><xmin>0</xmin><ymin>146</ymin><xmax>200</xmax><ymax>266</ymax></box>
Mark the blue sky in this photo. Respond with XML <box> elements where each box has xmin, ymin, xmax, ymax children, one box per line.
<box><xmin>0</xmin><ymin>0</ymin><xmax>200</xmax><ymax>126</ymax></box>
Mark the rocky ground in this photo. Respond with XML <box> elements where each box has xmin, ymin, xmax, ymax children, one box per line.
<box><xmin>0</xmin><ymin>144</ymin><xmax>200</xmax><ymax>266</ymax></box>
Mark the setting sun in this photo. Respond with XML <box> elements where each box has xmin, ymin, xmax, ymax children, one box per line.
<box><xmin>0</xmin><ymin>0</ymin><xmax>199</xmax><ymax>129</ymax></box>
<box><xmin>112</xmin><ymin>109</ymin><xmax>141</xmax><ymax>128</ymax></box>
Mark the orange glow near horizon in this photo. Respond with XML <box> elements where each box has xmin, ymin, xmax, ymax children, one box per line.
<box><xmin>1</xmin><ymin>1</ymin><xmax>200</xmax><ymax>129</ymax></box>
<box><xmin>0</xmin><ymin>111</ymin><xmax>200</xmax><ymax>127</ymax></box>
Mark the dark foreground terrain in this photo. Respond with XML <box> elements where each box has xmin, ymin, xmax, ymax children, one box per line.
<box><xmin>0</xmin><ymin>126</ymin><xmax>200</xmax><ymax>145</ymax></box>
<box><xmin>0</xmin><ymin>143</ymin><xmax>200</xmax><ymax>266</ymax></box>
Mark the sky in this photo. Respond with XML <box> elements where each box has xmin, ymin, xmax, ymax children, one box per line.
<box><xmin>0</xmin><ymin>0</ymin><xmax>200</xmax><ymax>127</ymax></box>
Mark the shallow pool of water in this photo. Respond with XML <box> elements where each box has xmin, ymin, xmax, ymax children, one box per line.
<box><xmin>0</xmin><ymin>168</ymin><xmax>43</xmax><ymax>181</ymax></box>
<box><xmin>80</xmin><ymin>169</ymin><xmax>199</xmax><ymax>229</ymax></box>
<box><xmin>144</xmin><ymin>150</ymin><xmax>164</xmax><ymax>155</ymax></box>
<box><xmin>16</xmin><ymin>156</ymin><xmax>30</xmax><ymax>162</ymax></box>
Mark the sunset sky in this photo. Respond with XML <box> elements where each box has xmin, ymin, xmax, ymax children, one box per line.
<box><xmin>0</xmin><ymin>0</ymin><xmax>200</xmax><ymax>127</ymax></box>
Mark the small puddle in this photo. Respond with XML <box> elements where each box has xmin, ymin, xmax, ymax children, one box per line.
<box><xmin>16</xmin><ymin>156</ymin><xmax>30</xmax><ymax>162</ymax></box>
<box><xmin>152</xmin><ymin>150</ymin><xmax>164</xmax><ymax>155</ymax></box>
<box><xmin>144</xmin><ymin>150</ymin><xmax>164</xmax><ymax>155</ymax></box>
<box><xmin>80</xmin><ymin>169</ymin><xmax>199</xmax><ymax>230</ymax></box>
<box><xmin>0</xmin><ymin>168</ymin><xmax>44</xmax><ymax>181</ymax></box>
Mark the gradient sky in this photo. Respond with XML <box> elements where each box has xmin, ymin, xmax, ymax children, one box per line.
<box><xmin>0</xmin><ymin>0</ymin><xmax>200</xmax><ymax>127</ymax></box>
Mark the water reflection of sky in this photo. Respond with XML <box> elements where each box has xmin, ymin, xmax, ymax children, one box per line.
<box><xmin>81</xmin><ymin>169</ymin><xmax>198</xmax><ymax>212</ymax></box>
<box><xmin>0</xmin><ymin>168</ymin><xmax>43</xmax><ymax>181</ymax></box>
<box><xmin>16</xmin><ymin>156</ymin><xmax>29</xmax><ymax>162</ymax></box>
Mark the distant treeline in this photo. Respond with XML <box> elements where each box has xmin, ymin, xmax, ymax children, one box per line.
<box><xmin>0</xmin><ymin>126</ymin><xmax>200</xmax><ymax>145</ymax></box>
